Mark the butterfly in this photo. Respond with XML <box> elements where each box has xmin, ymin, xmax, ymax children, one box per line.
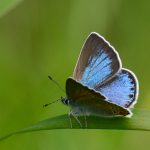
<box><xmin>61</xmin><ymin>32</ymin><xmax>139</xmax><ymax>123</ymax></box>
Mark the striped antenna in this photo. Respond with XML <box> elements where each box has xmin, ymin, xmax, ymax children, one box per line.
<box><xmin>43</xmin><ymin>98</ymin><xmax>61</xmax><ymax>107</ymax></box>
<box><xmin>48</xmin><ymin>75</ymin><xmax>65</xmax><ymax>93</ymax></box>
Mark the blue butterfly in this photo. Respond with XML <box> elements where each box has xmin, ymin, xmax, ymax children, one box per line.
<box><xmin>61</xmin><ymin>32</ymin><xmax>139</xmax><ymax>126</ymax></box>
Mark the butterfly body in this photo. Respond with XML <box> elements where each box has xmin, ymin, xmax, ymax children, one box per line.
<box><xmin>61</xmin><ymin>32</ymin><xmax>139</xmax><ymax>118</ymax></box>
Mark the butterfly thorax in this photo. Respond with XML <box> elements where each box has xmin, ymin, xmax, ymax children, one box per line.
<box><xmin>61</xmin><ymin>96</ymin><xmax>87</xmax><ymax>116</ymax></box>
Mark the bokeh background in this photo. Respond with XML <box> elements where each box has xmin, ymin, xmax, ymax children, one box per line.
<box><xmin>0</xmin><ymin>0</ymin><xmax>150</xmax><ymax>150</ymax></box>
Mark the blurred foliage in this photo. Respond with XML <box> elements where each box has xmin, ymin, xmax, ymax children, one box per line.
<box><xmin>0</xmin><ymin>0</ymin><xmax>23</xmax><ymax>18</ymax></box>
<box><xmin>0</xmin><ymin>0</ymin><xmax>150</xmax><ymax>150</ymax></box>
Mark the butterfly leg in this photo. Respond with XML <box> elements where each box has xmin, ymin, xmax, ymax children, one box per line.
<box><xmin>83</xmin><ymin>114</ymin><xmax>87</xmax><ymax>128</ymax></box>
<box><xmin>72</xmin><ymin>114</ymin><xmax>82</xmax><ymax>128</ymax></box>
<box><xmin>68</xmin><ymin>110</ymin><xmax>82</xmax><ymax>128</ymax></box>
<box><xmin>68</xmin><ymin>110</ymin><xmax>73</xmax><ymax>128</ymax></box>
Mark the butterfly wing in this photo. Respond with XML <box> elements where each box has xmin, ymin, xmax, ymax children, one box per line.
<box><xmin>73</xmin><ymin>32</ymin><xmax>121</xmax><ymax>89</ymax></box>
<box><xmin>96</xmin><ymin>69</ymin><xmax>139</xmax><ymax>108</ymax></box>
<box><xmin>66</xmin><ymin>78</ymin><xmax>130</xmax><ymax>116</ymax></box>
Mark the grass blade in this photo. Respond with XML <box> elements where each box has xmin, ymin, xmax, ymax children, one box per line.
<box><xmin>0</xmin><ymin>108</ymin><xmax>150</xmax><ymax>141</ymax></box>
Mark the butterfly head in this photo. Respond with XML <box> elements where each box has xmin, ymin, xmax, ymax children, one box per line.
<box><xmin>61</xmin><ymin>97</ymin><xmax>70</xmax><ymax>105</ymax></box>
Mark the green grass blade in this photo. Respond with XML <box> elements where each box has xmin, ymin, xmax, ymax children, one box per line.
<box><xmin>0</xmin><ymin>108</ymin><xmax>150</xmax><ymax>141</ymax></box>
<box><xmin>0</xmin><ymin>0</ymin><xmax>23</xmax><ymax>18</ymax></box>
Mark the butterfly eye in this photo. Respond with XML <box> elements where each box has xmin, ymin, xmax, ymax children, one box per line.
<box><xmin>64</xmin><ymin>99</ymin><xmax>69</xmax><ymax>105</ymax></box>
<box><xmin>61</xmin><ymin>97</ymin><xmax>70</xmax><ymax>105</ymax></box>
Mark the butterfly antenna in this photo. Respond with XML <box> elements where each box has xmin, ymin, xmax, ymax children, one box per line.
<box><xmin>48</xmin><ymin>75</ymin><xmax>65</xmax><ymax>93</ymax></box>
<box><xmin>43</xmin><ymin>98</ymin><xmax>61</xmax><ymax>107</ymax></box>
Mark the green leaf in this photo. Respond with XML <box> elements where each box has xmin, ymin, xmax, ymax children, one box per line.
<box><xmin>0</xmin><ymin>0</ymin><xmax>23</xmax><ymax>18</ymax></box>
<box><xmin>0</xmin><ymin>108</ymin><xmax>150</xmax><ymax>141</ymax></box>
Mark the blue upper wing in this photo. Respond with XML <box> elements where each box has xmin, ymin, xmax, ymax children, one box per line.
<box><xmin>96</xmin><ymin>69</ymin><xmax>139</xmax><ymax>108</ymax></box>
<box><xmin>73</xmin><ymin>32</ymin><xmax>121</xmax><ymax>88</ymax></box>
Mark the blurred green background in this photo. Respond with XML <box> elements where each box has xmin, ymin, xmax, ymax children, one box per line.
<box><xmin>0</xmin><ymin>0</ymin><xmax>150</xmax><ymax>150</ymax></box>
